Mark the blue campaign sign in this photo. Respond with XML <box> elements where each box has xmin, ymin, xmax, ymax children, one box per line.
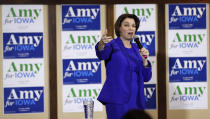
<box><xmin>169</xmin><ymin>57</ymin><xmax>206</xmax><ymax>82</ymax></box>
<box><xmin>144</xmin><ymin>84</ymin><xmax>156</xmax><ymax>109</ymax></box>
<box><xmin>169</xmin><ymin>4</ymin><xmax>206</xmax><ymax>29</ymax></box>
<box><xmin>4</xmin><ymin>87</ymin><xmax>44</xmax><ymax>114</ymax></box>
<box><xmin>3</xmin><ymin>33</ymin><xmax>43</xmax><ymax>59</ymax></box>
<box><xmin>63</xmin><ymin>58</ymin><xmax>101</xmax><ymax>84</ymax></box>
<box><xmin>134</xmin><ymin>31</ymin><xmax>156</xmax><ymax>56</ymax></box>
<box><xmin>62</xmin><ymin>5</ymin><xmax>101</xmax><ymax>31</ymax></box>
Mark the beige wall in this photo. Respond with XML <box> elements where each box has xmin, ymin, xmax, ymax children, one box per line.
<box><xmin>1</xmin><ymin>4</ymin><xmax>210</xmax><ymax>119</ymax></box>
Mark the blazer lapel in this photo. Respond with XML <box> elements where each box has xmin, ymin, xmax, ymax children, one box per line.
<box><xmin>131</xmin><ymin>43</ymin><xmax>143</xmax><ymax>62</ymax></box>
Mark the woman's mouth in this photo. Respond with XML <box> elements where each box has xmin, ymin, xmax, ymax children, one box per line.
<box><xmin>128</xmin><ymin>32</ymin><xmax>134</xmax><ymax>36</ymax></box>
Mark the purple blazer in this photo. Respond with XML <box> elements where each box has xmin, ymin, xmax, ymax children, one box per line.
<box><xmin>95</xmin><ymin>37</ymin><xmax>152</xmax><ymax>108</ymax></box>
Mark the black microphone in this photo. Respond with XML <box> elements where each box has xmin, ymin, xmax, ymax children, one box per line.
<box><xmin>134</xmin><ymin>35</ymin><xmax>147</xmax><ymax>59</ymax></box>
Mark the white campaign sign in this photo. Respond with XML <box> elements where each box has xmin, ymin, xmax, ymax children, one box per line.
<box><xmin>169</xmin><ymin>82</ymin><xmax>208</xmax><ymax>109</ymax></box>
<box><xmin>115</xmin><ymin>4</ymin><xmax>156</xmax><ymax>31</ymax></box>
<box><xmin>168</xmin><ymin>30</ymin><xmax>207</xmax><ymax>57</ymax></box>
<box><xmin>2</xmin><ymin>5</ymin><xmax>44</xmax><ymax>32</ymax></box>
<box><xmin>62</xmin><ymin>31</ymin><xmax>101</xmax><ymax>59</ymax></box>
<box><xmin>144</xmin><ymin>56</ymin><xmax>156</xmax><ymax>84</ymax></box>
<box><xmin>3</xmin><ymin>59</ymin><xmax>45</xmax><ymax>87</ymax></box>
<box><xmin>62</xmin><ymin>84</ymin><xmax>103</xmax><ymax>112</ymax></box>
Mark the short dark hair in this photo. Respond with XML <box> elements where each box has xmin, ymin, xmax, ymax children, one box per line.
<box><xmin>115</xmin><ymin>14</ymin><xmax>140</xmax><ymax>37</ymax></box>
<box><xmin>122</xmin><ymin>109</ymin><xmax>152</xmax><ymax>119</ymax></box>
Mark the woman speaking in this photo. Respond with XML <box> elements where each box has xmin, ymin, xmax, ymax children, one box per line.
<box><xmin>95</xmin><ymin>14</ymin><xmax>152</xmax><ymax>119</ymax></box>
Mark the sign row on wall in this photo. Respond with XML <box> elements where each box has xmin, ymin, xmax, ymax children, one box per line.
<box><xmin>168</xmin><ymin>4</ymin><xmax>208</xmax><ymax>109</ymax></box>
<box><xmin>2</xmin><ymin>5</ymin><xmax>45</xmax><ymax>114</ymax></box>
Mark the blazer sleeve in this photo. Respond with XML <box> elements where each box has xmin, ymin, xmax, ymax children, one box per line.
<box><xmin>141</xmin><ymin>60</ymin><xmax>152</xmax><ymax>82</ymax></box>
<box><xmin>95</xmin><ymin>41</ymin><xmax>113</xmax><ymax>60</ymax></box>
<box><xmin>132</xmin><ymin>43</ymin><xmax>152</xmax><ymax>82</ymax></box>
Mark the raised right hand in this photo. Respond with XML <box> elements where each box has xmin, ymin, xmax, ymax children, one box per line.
<box><xmin>101</xmin><ymin>29</ymin><xmax>113</xmax><ymax>43</ymax></box>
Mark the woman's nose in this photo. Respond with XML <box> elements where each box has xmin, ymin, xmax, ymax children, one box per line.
<box><xmin>129</xmin><ymin>25</ymin><xmax>133</xmax><ymax>30</ymax></box>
